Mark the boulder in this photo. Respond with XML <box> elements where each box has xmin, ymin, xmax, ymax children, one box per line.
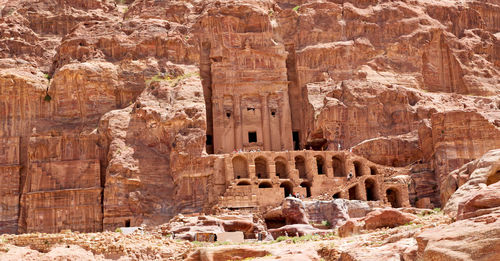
<box><xmin>282</xmin><ymin>197</ymin><xmax>309</xmax><ymax>225</ymax></box>
<box><xmin>338</xmin><ymin>220</ymin><xmax>362</xmax><ymax>238</ymax></box>
<box><xmin>443</xmin><ymin>149</ymin><xmax>500</xmax><ymax>216</ymax></box>
<box><xmin>457</xmin><ymin>182</ymin><xmax>500</xmax><ymax>220</ymax></box>
<box><xmin>416</xmin><ymin>215</ymin><xmax>500</xmax><ymax>260</ymax></box>
<box><xmin>363</xmin><ymin>209</ymin><xmax>417</xmax><ymax>230</ymax></box>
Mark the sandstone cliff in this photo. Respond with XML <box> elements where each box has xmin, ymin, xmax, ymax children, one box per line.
<box><xmin>0</xmin><ymin>0</ymin><xmax>498</xmax><ymax>234</ymax></box>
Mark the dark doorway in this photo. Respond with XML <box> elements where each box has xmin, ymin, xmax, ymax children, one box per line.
<box><xmin>293</xmin><ymin>131</ymin><xmax>300</xmax><ymax>150</ymax></box>
<box><xmin>348</xmin><ymin>186</ymin><xmax>358</xmax><ymax>200</ymax></box>
<box><xmin>386</xmin><ymin>188</ymin><xmax>401</xmax><ymax>208</ymax></box>
<box><xmin>354</xmin><ymin>161</ymin><xmax>362</xmax><ymax>177</ymax></box>
<box><xmin>280</xmin><ymin>182</ymin><xmax>293</xmax><ymax>197</ymax></box>
<box><xmin>248</xmin><ymin>132</ymin><xmax>257</xmax><ymax>143</ymax></box>
<box><xmin>300</xmin><ymin>182</ymin><xmax>311</xmax><ymax>198</ymax></box>
<box><xmin>125</xmin><ymin>219</ymin><xmax>131</xmax><ymax>227</ymax></box>
<box><xmin>365</xmin><ymin>179</ymin><xmax>377</xmax><ymax>201</ymax></box>
<box><xmin>206</xmin><ymin>135</ymin><xmax>213</xmax><ymax>146</ymax></box>
<box><xmin>332</xmin><ymin>192</ymin><xmax>341</xmax><ymax>199</ymax></box>
<box><xmin>370</xmin><ymin>166</ymin><xmax>377</xmax><ymax>175</ymax></box>
<box><xmin>315</xmin><ymin>156</ymin><xmax>325</xmax><ymax>175</ymax></box>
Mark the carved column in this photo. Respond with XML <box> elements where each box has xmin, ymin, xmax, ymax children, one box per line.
<box><xmin>279</xmin><ymin>91</ymin><xmax>294</xmax><ymax>150</ymax></box>
<box><xmin>233</xmin><ymin>94</ymin><xmax>243</xmax><ymax>150</ymax></box>
<box><xmin>212</xmin><ymin>95</ymin><xmax>224</xmax><ymax>153</ymax></box>
<box><xmin>260</xmin><ymin>93</ymin><xmax>271</xmax><ymax>151</ymax></box>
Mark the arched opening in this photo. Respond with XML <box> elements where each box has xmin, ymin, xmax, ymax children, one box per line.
<box><xmin>237</xmin><ymin>181</ymin><xmax>251</xmax><ymax>186</ymax></box>
<box><xmin>332</xmin><ymin>192</ymin><xmax>341</xmax><ymax>199</ymax></box>
<box><xmin>348</xmin><ymin>185</ymin><xmax>359</xmax><ymax>200</ymax></box>
<box><xmin>315</xmin><ymin>155</ymin><xmax>326</xmax><ymax>175</ymax></box>
<box><xmin>255</xmin><ymin>157</ymin><xmax>269</xmax><ymax>179</ymax></box>
<box><xmin>486</xmin><ymin>170</ymin><xmax>500</xmax><ymax>185</ymax></box>
<box><xmin>365</xmin><ymin>179</ymin><xmax>378</xmax><ymax>201</ymax></box>
<box><xmin>370</xmin><ymin>166</ymin><xmax>377</xmax><ymax>175</ymax></box>
<box><xmin>332</xmin><ymin>156</ymin><xmax>344</xmax><ymax>177</ymax></box>
<box><xmin>300</xmin><ymin>182</ymin><xmax>311</xmax><ymax>198</ymax></box>
<box><xmin>280</xmin><ymin>182</ymin><xmax>294</xmax><ymax>198</ymax></box>
<box><xmin>259</xmin><ymin>181</ymin><xmax>272</xmax><ymax>188</ymax></box>
<box><xmin>233</xmin><ymin>156</ymin><xmax>249</xmax><ymax>179</ymax></box>
<box><xmin>295</xmin><ymin>156</ymin><xmax>307</xmax><ymax>179</ymax></box>
<box><xmin>386</xmin><ymin>188</ymin><xmax>401</xmax><ymax>208</ymax></box>
<box><xmin>353</xmin><ymin>161</ymin><xmax>363</xmax><ymax>177</ymax></box>
<box><xmin>275</xmin><ymin>157</ymin><xmax>288</xmax><ymax>179</ymax></box>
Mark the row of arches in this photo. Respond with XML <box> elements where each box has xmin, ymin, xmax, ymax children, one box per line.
<box><xmin>236</xmin><ymin>180</ymin><xmax>311</xmax><ymax>198</ymax></box>
<box><xmin>233</xmin><ymin>156</ymin><xmax>290</xmax><ymax>179</ymax></box>
<box><xmin>237</xmin><ymin>177</ymin><xmax>402</xmax><ymax>207</ymax></box>
<box><xmin>232</xmin><ymin>155</ymin><xmax>378</xmax><ymax>180</ymax></box>
<box><xmin>334</xmin><ymin>179</ymin><xmax>402</xmax><ymax>207</ymax></box>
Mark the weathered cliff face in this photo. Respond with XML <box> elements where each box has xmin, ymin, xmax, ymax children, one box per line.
<box><xmin>0</xmin><ymin>0</ymin><xmax>499</xmax><ymax>234</ymax></box>
<box><xmin>99</xmin><ymin>66</ymin><xmax>209</xmax><ymax>229</ymax></box>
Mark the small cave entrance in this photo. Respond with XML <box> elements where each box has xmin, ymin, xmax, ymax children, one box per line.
<box><xmin>365</xmin><ymin>179</ymin><xmax>378</xmax><ymax>201</ymax></box>
<box><xmin>237</xmin><ymin>181</ymin><xmax>251</xmax><ymax>186</ymax></box>
<box><xmin>265</xmin><ymin>216</ymin><xmax>286</xmax><ymax>229</ymax></box>
<box><xmin>300</xmin><ymin>182</ymin><xmax>312</xmax><ymax>198</ymax></box>
<box><xmin>280</xmin><ymin>181</ymin><xmax>294</xmax><ymax>198</ymax></box>
<box><xmin>125</xmin><ymin>219</ymin><xmax>131</xmax><ymax>227</ymax></box>
<box><xmin>386</xmin><ymin>188</ymin><xmax>401</xmax><ymax>208</ymax></box>
<box><xmin>332</xmin><ymin>192</ymin><xmax>341</xmax><ymax>199</ymax></box>
<box><xmin>370</xmin><ymin>166</ymin><xmax>378</xmax><ymax>175</ymax></box>
<box><xmin>348</xmin><ymin>185</ymin><xmax>359</xmax><ymax>200</ymax></box>
<box><xmin>259</xmin><ymin>181</ymin><xmax>272</xmax><ymax>188</ymax></box>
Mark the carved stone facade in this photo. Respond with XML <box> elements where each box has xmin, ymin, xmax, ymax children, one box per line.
<box><xmin>215</xmin><ymin>151</ymin><xmax>410</xmax><ymax>211</ymax></box>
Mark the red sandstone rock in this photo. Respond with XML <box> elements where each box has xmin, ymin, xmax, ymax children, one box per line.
<box><xmin>363</xmin><ymin>209</ymin><xmax>417</xmax><ymax>230</ymax></box>
<box><xmin>416</xmin><ymin>214</ymin><xmax>500</xmax><ymax>261</ymax></box>
<box><xmin>442</xmin><ymin>149</ymin><xmax>500</xmax><ymax>216</ymax></box>
<box><xmin>0</xmin><ymin>0</ymin><xmax>499</xmax><ymax>238</ymax></box>
<box><xmin>282</xmin><ymin>197</ymin><xmax>309</xmax><ymax>225</ymax></box>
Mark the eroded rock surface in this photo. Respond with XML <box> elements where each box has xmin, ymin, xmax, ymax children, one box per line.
<box><xmin>0</xmin><ymin>0</ymin><xmax>498</xmax><ymax>238</ymax></box>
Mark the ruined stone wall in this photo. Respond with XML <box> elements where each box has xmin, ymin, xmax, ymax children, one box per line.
<box><xmin>218</xmin><ymin>151</ymin><xmax>411</xmax><ymax>211</ymax></box>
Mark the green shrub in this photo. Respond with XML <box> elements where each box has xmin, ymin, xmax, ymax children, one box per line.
<box><xmin>321</xmin><ymin>220</ymin><xmax>331</xmax><ymax>227</ymax></box>
<box><xmin>292</xmin><ymin>5</ymin><xmax>301</xmax><ymax>12</ymax></box>
<box><xmin>44</xmin><ymin>94</ymin><xmax>52</xmax><ymax>102</ymax></box>
<box><xmin>115</xmin><ymin>228</ymin><xmax>122</xmax><ymax>233</ymax></box>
